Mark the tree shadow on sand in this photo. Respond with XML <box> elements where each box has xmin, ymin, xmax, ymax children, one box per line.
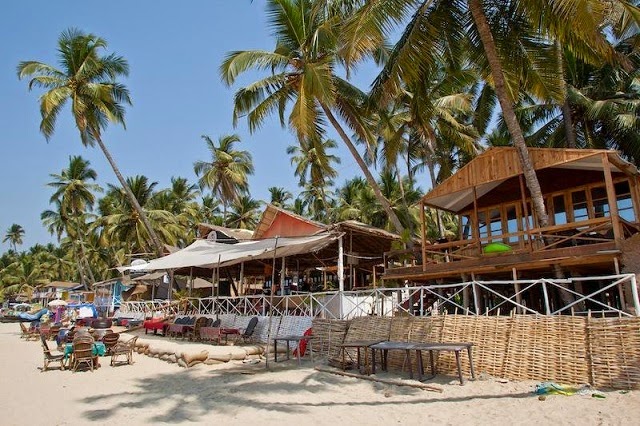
<box><xmin>79</xmin><ymin>364</ymin><xmax>532</xmax><ymax>423</ymax></box>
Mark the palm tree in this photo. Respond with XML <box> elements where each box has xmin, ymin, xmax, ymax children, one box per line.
<box><xmin>226</xmin><ymin>195</ymin><xmax>262</xmax><ymax>229</ymax></box>
<box><xmin>97</xmin><ymin>176</ymin><xmax>182</xmax><ymax>256</ymax></box>
<box><xmin>3</xmin><ymin>224</ymin><xmax>25</xmax><ymax>252</ymax></box>
<box><xmin>219</xmin><ymin>0</ymin><xmax>407</xmax><ymax>235</ymax></box>
<box><xmin>47</xmin><ymin>155</ymin><xmax>101</xmax><ymax>285</ymax></box>
<box><xmin>268</xmin><ymin>187</ymin><xmax>293</xmax><ymax>208</ymax></box>
<box><xmin>17</xmin><ymin>28</ymin><xmax>165</xmax><ymax>256</ymax></box>
<box><xmin>194</xmin><ymin>134</ymin><xmax>254</xmax><ymax>226</ymax></box>
<box><xmin>343</xmin><ymin>0</ymin><xmax>639</xmax><ymax>229</ymax></box>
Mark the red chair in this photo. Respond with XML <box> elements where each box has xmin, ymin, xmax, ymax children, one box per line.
<box><xmin>143</xmin><ymin>318</ymin><xmax>168</xmax><ymax>335</ymax></box>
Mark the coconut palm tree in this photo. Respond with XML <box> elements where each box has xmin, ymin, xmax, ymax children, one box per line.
<box><xmin>47</xmin><ymin>155</ymin><xmax>101</xmax><ymax>284</ymax></box>
<box><xmin>226</xmin><ymin>195</ymin><xmax>262</xmax><ymax>229</ymax></box>
<box><xmin>97</xmin><ymin>176</ymin><xmax>182</xmax><ymax>255</ymax></box>
<box><xmin>17</xmin><ymin>28</ymin><xmax>165</xmax><ymax>256</ymax></box>
<box><xmin>219</xmin><ymin>0</ymin><xmax>407</xmax><ymax>235</ymax></box>
<box><xmin>342</xmin><ymin>0</ymin><xmax>640</xmax><ymax>228</ymax></box>
<box><xmin>268</xmin><ymin>187</ymin><xmax>294</xmax><ymax>208</ymax></box>
<box><xmin>194</xmin><ymin>134</ymin><xmax>254</xmax><ymax>226</ymax></box>
<box><xmin>3</xmin><ymin>224</ymin><xmax>25</xmax><ymax>252</ymax></box>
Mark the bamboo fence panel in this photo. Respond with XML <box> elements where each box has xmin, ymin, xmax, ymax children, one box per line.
<box><xmin>312</xmin><ymin>319</ymin><xmax>349</xmax><ymax>358</ymax></box>
<box><xmin>588</xmin><ymin>317</ymin><xmax>640</xmax><ymax>389</ymax></box>
<box><xmin>387</xmin><ymin>317</ymin><xmax>415</xmax><ymax>370</ymax></box>
<box><xmin>501</xmin><ymin>315</ymin><xmax>589</xmax><ymax>384</ymax></box>
<box><xmin>436</xmin><ymin>314</ymin><xmax>510</xmax><ymax>378</ymax></box>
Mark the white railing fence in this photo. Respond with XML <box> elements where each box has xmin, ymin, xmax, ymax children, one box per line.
<box><xmin>119</xmin><ymin>274</ymin><xmax>640</xmax><ymax>319</ymax></box>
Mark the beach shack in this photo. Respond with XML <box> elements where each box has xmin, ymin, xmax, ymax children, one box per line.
<box><xmin>383</xmin><ymin>147</ymin><xmax>640</xmax><ymax>314</ymax></box>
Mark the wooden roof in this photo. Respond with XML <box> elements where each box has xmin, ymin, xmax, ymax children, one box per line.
<box><xmin>197</xmin><ymin>223</ymin><xmax>254</xmax><ymax>241</ymax></box>
<box><xmin>422</xmin><ymin>147</ymin><xmax>639</xmax><ymax>213</ymax></box>
<box><xmin>252</xmin><ymin>204</ymin><xmax>326</xmax><ymax>239</ymax></box>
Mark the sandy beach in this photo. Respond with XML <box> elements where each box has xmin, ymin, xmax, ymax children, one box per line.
<box><xmin>2</xmin><ymin>322</ymin><xmax>638</xmax><ymax>426</ymax></box>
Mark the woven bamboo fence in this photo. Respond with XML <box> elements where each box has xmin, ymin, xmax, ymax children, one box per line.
<box><xmin>588</xmin><ymin>317</ymin><xmax>640</xmax><ymax>389</ymax></box>
<box><xmin>314</xmin><ymin>314</ymin><xmax>640</xmax><ymax>389</ymax></box>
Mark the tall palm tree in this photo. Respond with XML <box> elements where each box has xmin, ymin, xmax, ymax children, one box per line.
<box><xmin>268</xmin><ymin>186</ymin><xmax>294</xmax><ymax>208</ymax></box>
<box><xmin>287</xmin><ymin>137</ymin><xmax>340</xmax><ymax>211</ymax></box>
<box><xmin>97</xmin><ymin>176</ymin><xmax>182</xmax><ymax>256</ymax></box>
<box><xmin>17</xmin><ymin>28</ymin><xmax>165</xmax><ymax>256</ymax></box>
<box><xmin>47</xmin><ymin>155</ymin><xmax>101</xmax><ymax>284</ymax></box>
<box><xmin>343</xmin><ymin>0</ymin><xmax>639</xmax><ymax>228</ymax></box>
<box><xmin>287</xmin><ymin>138</ymin><xmax>341</xmax><ymax>187</ymax></box>
<box><xmin>226</xmin><ymin>195</ymin><xmax>262</xmax><ymax>229</ymax></box>
<box><xmin>3</xmin><ymin>224</ymin><xmax>25</xmax><ymax>252</ymax></box>
<box><xmin>194</xmin><ymin>134</ymin><xmax>254</xmax><ymax>226</ymax></box>
<box><xmin>220</xmin><ymin>0</ymin><xmax>407</xmax><ymax>235</ymax></box>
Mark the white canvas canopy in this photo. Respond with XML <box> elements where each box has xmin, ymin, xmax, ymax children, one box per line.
<box><xmin>117</xmin><ymin>233</ymin><xmax>339</xmax><ymax>272</ymax></box>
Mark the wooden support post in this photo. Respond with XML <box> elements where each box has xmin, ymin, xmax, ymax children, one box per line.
<box><xmin>473</xmin><ymin>187</ymin><xmax>481</xmax><ymax>254</ymax></box>
<box><xmin>512</xmin><ymin>268</ymin><xmax>522</xmax><ymax>314</ymax></box>
<box><xmin>602</xmin><ymin>153</ymin><xmax>623</xmax><ymax>247</ymax></box>
<box><xmin>629</xmin><ymin>177</ymin><xmax>640</xmax><ymax>220</ymax></box>
<box><xmin>519</xmin><ymin>175</ymin><xmax>533</xmax><ymax>252</ymax></box>
<box><xmin>420</xmin><ymin>201</ymin><xmax>427</xmax><ymax>272</ymax></box>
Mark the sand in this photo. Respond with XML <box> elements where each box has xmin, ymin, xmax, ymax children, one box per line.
<box><xmin>2</xmin><ymin>322</ymin><xmax>638</xmax><ymax>426</ymax></box>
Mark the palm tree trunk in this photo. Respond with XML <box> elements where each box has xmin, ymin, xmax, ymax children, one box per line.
<box><xmin>427</xmin><ymin>159</ymin><xmax>446</xmax><ymax>238</ymax></box>
<box><xmin>91</xmin><ymin>130</ymin><xmax>165</xmax><ymax>257</ymax></box>
<box><xmin>468</xmin><ymin>0</ymin><xmax>549</xmax><ymax>228</ymax></box>
<box><xmin>320</xmin><ymin>104</ymin><xmax>406</xmax><ymax>236</ymax></box>
<box><xmin>74</xmin><ymin>216</ymin><xmax>96</xmax><ymax>286</ymax></box>
<box><xmin>556</xmin><ymin>41</ymin><xmax>577</xmax><ymax>148</ymax></box>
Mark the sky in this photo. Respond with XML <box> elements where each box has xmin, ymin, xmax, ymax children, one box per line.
<box><xmin>0</xmin><ymin>0</ymin><xmax>400</xmax><ymax>253</ymax></box>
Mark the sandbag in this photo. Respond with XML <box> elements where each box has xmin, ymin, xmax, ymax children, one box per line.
<box><xmin>182</xmin><ymin>350</ymin><xmax>209</xmax><ymax>367</ymax></box>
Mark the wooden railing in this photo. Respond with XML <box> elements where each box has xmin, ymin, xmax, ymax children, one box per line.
<box><xmin>385</xmin><ymin>216</ymin><xmax>634</xmax><ymax>270</ymax></box>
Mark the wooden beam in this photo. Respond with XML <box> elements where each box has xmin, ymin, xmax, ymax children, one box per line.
<box><xmin>420</xmin><ymin>201</ymin><xmax>427</xmax><ymax>272</ymax></box>
<box><xmin>602</xmin><ymin>153</ymin><xmax>623</xmax><ymax>247</ymax></box>
<box><xmin>473</xmin><ymin>186</ymin><xmax>481</xmax><ymax>253</ymax></box>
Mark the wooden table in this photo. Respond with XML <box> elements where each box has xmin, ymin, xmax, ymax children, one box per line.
<box><xmin>221</xmin><ymin>328</ymin><xmax>240</xmax><ymax>344</ymax></box>
<box><xmin>199</xmin><ymin>327</ymin><xmax>222</xmax><ymax>344</ymax></box>
<box><xmin>338</xmin><ymin>340</ymin><xmax>384</xmax><ymax>375</ymax></box>
<box><xmin>370</xmin><ymin>341</ymin><xmax>416</xmax><ymax>379</ymax></box>
<box><xmin>273</xmin><ymin>335</ymin><xmax>314</xmax><ymax>365</ymax></box>
<box><xmin>167</xmin><ymin>324</ymin><xmax>192</xmax><ymax>339</ymax></box>
<box><xmin>411</xmin><ymin>342</ymin><xmax>476</xmax><ymax>385</ymax></box>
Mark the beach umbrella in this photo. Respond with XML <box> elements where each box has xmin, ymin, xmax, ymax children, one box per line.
<box><xmin>48</xmin><ymin>299</ymin><xmax>68</xmax><ymax>307</ymax></box>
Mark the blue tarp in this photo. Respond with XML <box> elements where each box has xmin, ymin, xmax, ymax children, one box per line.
<box><xmin>67</xmin><ymin>303</ymin><xmax>98</xmax><ymax>318</ymax></box>
<box><xmin>17</xmin><ymin>308</ymin><xmax>49</xmax><ymax>322</ymax></box>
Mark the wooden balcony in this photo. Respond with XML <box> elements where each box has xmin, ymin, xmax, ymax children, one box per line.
<box><xmin>383</xmin><ymin>217</ymin><xmax>639</xmax><ymax>282</ymax></box>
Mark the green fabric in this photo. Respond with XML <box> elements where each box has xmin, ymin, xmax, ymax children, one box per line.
<box><xmin>483</xmin><ymin>242</ymin><xmax>513</xmax><ymax>254</ymax></box>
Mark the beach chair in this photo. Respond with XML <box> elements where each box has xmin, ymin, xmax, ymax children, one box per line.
<box><xmin>111</xmin><ymin>336</ymin><xmax>138</xmax><ymax>366</ymax></box>
<box><xmin>186</xmin><ymin>317</ymin><xmax>207</xmax><ymax>340</ymax></box>
<box><xmin>71</xmin><ymin>337</ymin><xmax>95</xmax><ymax>372</ymax></box>
<box><xmin>236</xmin><ymin>317</ymin><xmax>259</xmax><ymax>344</ymax></box>
<box><xmin>20</xmin><ymin>322</ymin><xmax>39</xmax><ymax>340</ymax></box>
<box><xmin>40</xmin><ymin>334</ymin><xmax>66</xmax><ymax>372</ymax></box>
<box><xmin>102</xmin><ymin>332</ymin><xmax>120</xmax><ymax>355</ymax></box>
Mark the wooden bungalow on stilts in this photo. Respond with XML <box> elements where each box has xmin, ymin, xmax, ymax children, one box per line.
<box><xmin>383</xmin><ymin>147</ymin><xmax>640</xmax><ymax>315</ymax></box>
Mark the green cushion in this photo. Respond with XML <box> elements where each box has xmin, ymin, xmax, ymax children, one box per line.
<box><xmin>483</xmin><ymin>242</ymin><xmax>513</xmax><ymax>254</ymax></box>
